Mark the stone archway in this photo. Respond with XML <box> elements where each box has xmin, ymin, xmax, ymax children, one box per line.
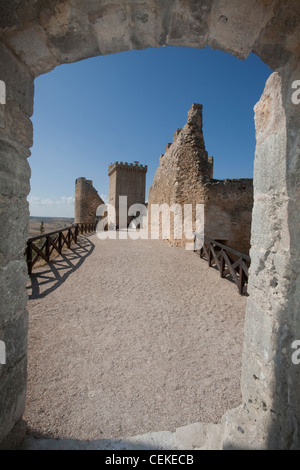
<box><xmin>0</xmin><ymin>0</ymin><xmax>299</xmax><ymax>449</ymax></box>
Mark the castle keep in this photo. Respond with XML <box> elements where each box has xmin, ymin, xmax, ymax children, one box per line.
<box><xmin>108</xmin><ymin>161</ymin><xmax>147</xmax><ymax>228</ymax></box>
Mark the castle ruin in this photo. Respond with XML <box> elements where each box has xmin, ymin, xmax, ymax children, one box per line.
<box><xmin>75</xmin><ymin>177</ymin><xmax>104</xmax><ymax>224</ymax></box>
<box><xmin>148</xmin><ymin>104</ymin><xmax>253</xmax><ymax>254</ymax></box>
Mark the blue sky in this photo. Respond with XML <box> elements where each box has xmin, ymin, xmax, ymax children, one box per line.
<box><xmin>28</xmin><ymin>46</ymin><xmax>272</xmax><ymax>217</ymax></box>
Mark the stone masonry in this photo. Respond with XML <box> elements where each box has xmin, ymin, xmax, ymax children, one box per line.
<box><xmin>108</xmin><ymin>161</ymin><xmax>147</xmax><ymax>228</ymax></box>
<box><xmin>148</xmin><ymin>104</ymin><xmax>253</xmax><ymax>254</ymax></box>
<box><xmin>0</xmin><ymin>0</ymin><xmax>299</xmax><ymax>450</ymax></box>
<box><xmin>75</xmin><ymin>177</ymin><xmax>104</xmax><ymax>224</ymax></box>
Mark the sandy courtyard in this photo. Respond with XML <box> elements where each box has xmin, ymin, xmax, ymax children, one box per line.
<box><xmin>24</xmin><ymin>234</ymin><xmax>246</xmax><ymax>441</ymax></box>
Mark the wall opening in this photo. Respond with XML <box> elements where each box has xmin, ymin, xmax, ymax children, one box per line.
<box><xmin>24</xmin><ymin>46</ymin><xmax>272</xmax><ymax>441</ymax></box>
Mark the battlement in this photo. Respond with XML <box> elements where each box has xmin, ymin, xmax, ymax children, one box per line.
<box><xmin>108</xmin><ymin>161</ymin><xmax>148</xmax><ymax>176</ymax></box>
<box><xmin>76</xmin><ymin>177</ymin><xmax>94</xmax><ymax>186</ymax></box>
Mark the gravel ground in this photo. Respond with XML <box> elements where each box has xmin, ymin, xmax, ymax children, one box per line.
<box><xmin>24</xmin><ymin>234</ymin><xmax>246</xmax><ymax>441</ymax></box>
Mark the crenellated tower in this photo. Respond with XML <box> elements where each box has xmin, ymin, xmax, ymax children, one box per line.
<box><xmin>108</xmin><ymin>161</ymin><xmax>147</xmax><ymax>228</ymax></box>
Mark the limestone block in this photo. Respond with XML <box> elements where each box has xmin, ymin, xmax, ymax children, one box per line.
<box><xmin>0</xmin><ymin>196</ymin><xmax>29</xmax><ymax>265</ymax></box>
<box><xmin>0</xmin><ymin>260</ymin><xmax>28</xmax><ymax>328</ymax></box>
<box><xmin>0</xmin><ymin>0</ymin><xmax>21</xmax><ymax>31</ymax></box>
<box><xmin>0</xmin><ymin>310</ymin><xmax>28</xmax><ymax>379</ymax></box>
<box><xmin>0</xmin><ymin>141</ymin><xmax>31</xmax><ymax>197</ymax></box>
<box><xmin>253</xmin><ymin>0</ymin><xmax>300</xmax><ymax>69</ymax></box>
<box><xmin>0</xmin><ymin>101</ymin><xmax>33</xmax><ymax>154</ymax></box>
<box><xmin>175</xmin><ymin>422</ymin><xmax>214</xmax><ymax>450</ymax></box>
<box><xmin>39</xmin><ymin>1</ymin><xmax>100</xmax><ymax>66</ymax></box>
<box><xmin>6</xmin><ymin>25</ymin><xmax>58</xmax><ymax>77</ymax></box>
<box><xmin>208</xmin><ymin>0</ymin><xmax>276</xmax><ymax>59</ymax></box>
<box><xmin>220</xmin><ymin>405</ymin><xmax>270</xmax><ymax>450</ymax></box>
<box><xmin>165</xmin><ymin>0</ymin><xmax>212</xmax><ymax>48</ymax></box>
<box><xmin>91</xmin><ymin>3</ymin><xmax>133</xmax><ymax>55</ymax></box>
<box><xmin>0</xmin><ymin>419</ymin><xmax>27</xmax><ymax>450</ymax></box>
<box><xmin>0</xmin><ymin>356</ymin><xmax>27</xmax><ymax>443</ymax></box>
<box><xmin>0</xmin><ymin>43</ymin><xmax>34</xmax><ymax>116</ymax></box>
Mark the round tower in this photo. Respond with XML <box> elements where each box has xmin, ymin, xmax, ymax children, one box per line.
<box><xmin>75</xmin><ymin>177</ymin><xmax>104</xmax><ymax>224</ymax></box>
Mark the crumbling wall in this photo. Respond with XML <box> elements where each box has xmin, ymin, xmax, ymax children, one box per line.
<box><xmin>204</xmin><ymin>179</ymin><xmax>253</xmax><ymax>254</ymax></box>
<box><xmin>148</xmin><ymin>104</ymin><xmax>253</xmax><ymax>254</ymax></box>
<box><xmin>75</xmin><ymin>177</ymin><xmax>104</xmax><ymax>224</ymax></box>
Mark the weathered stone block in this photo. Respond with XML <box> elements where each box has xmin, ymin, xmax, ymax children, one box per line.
<box><xmin>0</xmin><ymin>418</ymin><xmax>27</xmax><ymax>450</ymax></box>
<box><xmin>208</xmin><ymin>0</ymin><xmax>276</xmax><ymax>59</ymax></box>
<box><xmin>6</xmin><ymin>25</ymin><xmax>58</xmax><ymax>77</ymax></box>
<box><xmin>165</xmin><ymin>0</ymin><xmax>211</xmax><ymax>48</ymax></box>
<box><xmin>0</xmin><ymin>196</ymin><xmax>29</xmax><ymax>265</ymax></box>
<box><xmin>0</xmin><ymin>98</ymin><xmax>33</xmax><ymax>154</ymax></box>
<box><xmin>0</xmin><ymin>310</ymin><xmax>28</xmax><ymax>379</ymax></box>
<box><xmin>0</xmin><ymin>261</ymin><xmax>28</xmax><ymax>327</ymax></box>
<box><xmin>0</xmin><ymin>141</ymin><xmax>31</xmax><ymax>197</ymax></box>
<box><xmin>0</xmin><ymin>43</ymin><xmax>34</xmax><ymax>116</ymax></box>
<box><xmin>0</xmin><ymin>356</ymin><xmax>27</xmax><ymax>443</ymax></box>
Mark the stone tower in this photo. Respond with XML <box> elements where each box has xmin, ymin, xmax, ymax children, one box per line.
<box><xmin>108</xmin><ymin>161</ymin><xmax>147</xmax><ymax>228</ymax></box>
<box><xmin>75</xmin><ymin>177</ymin><xmax>104</xmax><ymax>224</ymax></box>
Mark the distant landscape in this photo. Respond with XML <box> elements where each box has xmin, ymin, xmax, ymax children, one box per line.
<box><xmin>29</xmin><ymin>216</ymin><xmax>74</xmax><ymax>238</ymax></box>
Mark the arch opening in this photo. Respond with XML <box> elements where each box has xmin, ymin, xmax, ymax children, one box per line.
<box><xmin>0</xmin><ymin>0</ymin><xmax>299</xmax><ymax>450</ymax></box>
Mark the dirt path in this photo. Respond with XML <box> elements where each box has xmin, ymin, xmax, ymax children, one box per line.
<box><xmin>24</xmin><ymin>234</ymin><xmax>246</xmax><ymax>440</ymax></box>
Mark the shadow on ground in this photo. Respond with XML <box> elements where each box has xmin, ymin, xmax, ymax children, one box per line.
<box><xmin>20</xmin><ymin>430</ymin><xmax>178</xmax><ymax>450</ymax></box>
<box><xmin>27</xmin><ymin>235</ymin><xmax>95</xmax><ymax>300</ymax></box>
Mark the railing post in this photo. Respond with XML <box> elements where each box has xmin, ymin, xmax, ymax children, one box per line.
<box><xmin>27</xmin><ymin>241</ymin><xmax>32</xmax><ymax>275</ymax></box>
<box><xmin>208</xmin><ymin>243</ymin><xmax>212</xmax><ymax>267</ymax></box>
<box><xmin>46</xmin><ymin>236</ymin><xmax>50</xmax><ymax>262</ymax></box>
<box><xmin>67</xmin><ymin>228</ymin><xmax>71</xmax><ymax>248</ymax></box>
<box><xmin>74</xmin><ymin>225</ymin><xmax>78</xmax><ymax>244</ymax></box>
<box><xmin>220</xmin><ymin>251</ymin><xmax>225</xmax><ymax>278</ymax></box>
<box><xmin>239</xmin><ymin>259</ymin><xmax>245</xmax><ymax>295</ymax></box>
<box><xmin>58</xmin><ymin>232</ymin><xmax>62</xmax><ymax>254</ymax></box>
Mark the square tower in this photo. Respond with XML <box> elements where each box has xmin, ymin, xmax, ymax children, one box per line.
<box><xmin>108</xmin><ymin>161</ymin><xmax>147</xmax><ymax>228</ymax></box>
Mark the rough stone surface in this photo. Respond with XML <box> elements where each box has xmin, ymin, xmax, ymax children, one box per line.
<box><xmin>74</xmin><ymin>177</ymin><xmax>104</xmax><ymax>224</ymax></box>
<box><xmin>148</xmin><ymin>104</ymin><xmax>253</xmax><ymax>253</ymax></box>
<box><xmin>108</xmin><ymin>162</ymin><xmax>147</xmax><ymax>228</ymax></box>
<box><xmin>0</xmin><ymin>197</ymin><xmax>29</xmax><ymax>266</ymax></box>
<box><xmin>1</xmin><ymin>0</ymin><xmax>299</xmax><ymax>75</ymax></box>
<box><xmin>0</xmin><ymin>142</ymin><xmax>31</xmax><ymax>198</ymax></box>
<box><xmin>0</xmin><ymin>356</ymin><xmax>27</xmax><ymax>443</ymax></box>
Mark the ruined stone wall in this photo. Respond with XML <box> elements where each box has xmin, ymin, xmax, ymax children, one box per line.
<box><xmin>148</xmin><ymin>104</ymin><xmax>253</xmax><ymax>254</ymax></box>
<box><xmin>204</xmin><ymin>179</ymin><xmax>253</xmax><ymax>254</ymax></box>
<box><xmin>148</xmin><ymin>104</ymin><xmax>211</xmax><ymax>244</ymax></box>
<box><xmin>108</xmin><ymin>162</ymin><xmax>147</xmax><ymax>228</ymax></box>
<box><xmin>75</xmin><ymin>177</ymin><xmax>104</xmax><ymax>224</ymax></box>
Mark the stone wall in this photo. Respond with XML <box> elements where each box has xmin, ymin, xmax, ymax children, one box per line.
<box><xmin>0</xmin><ymin>41</ymin><xmax>33</xmax><ymax>449</ymax></box>
<box><xmin>75</xmin><ymin>177</ymin><xmax>104</xmax><ymax>224</ymax></box>
<box><xmin>204</xmin><ymin>179</ymin><xmax>253</xmax><ymax>254</ymax></box>
<box><xmin>148</xmin><ymin>104</ymin><xmax>253</xmax><ymax>254</ymax></box>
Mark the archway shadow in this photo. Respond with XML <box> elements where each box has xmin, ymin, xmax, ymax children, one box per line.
<box><xmin>26</xmin><ymin>235</ymin><xmax>95</xmax><ymax>300</ymax></box>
